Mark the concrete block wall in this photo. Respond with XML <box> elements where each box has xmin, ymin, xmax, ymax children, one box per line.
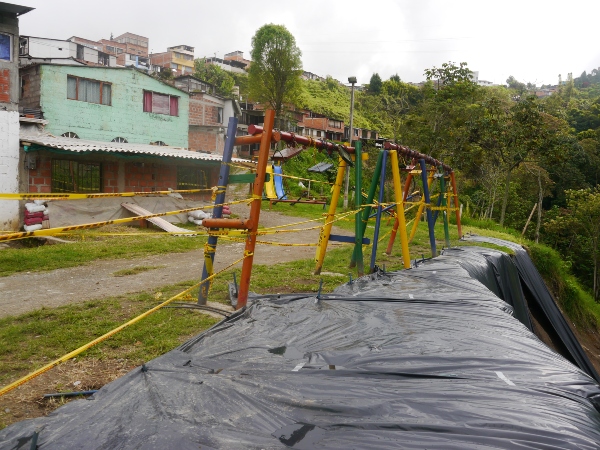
<box><xmin>39</xmin><ymin>65</ymin><xmax>189</xmax><ymax>147</ymax></box>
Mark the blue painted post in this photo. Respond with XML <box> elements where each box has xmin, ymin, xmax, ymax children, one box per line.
<box><xmin>370</xmin><ymin>150</ymin><xmax>388</xmax><ymax>273</ymax></box>
<box><xmin>419</xmin><ymin>158</ymin><xmax>437</xmax><ymax>257</ymax></box>
<box><xmin>197</xmin><ymin>116</ymin><xmax>239</xmax><ymax>305</ymax></box>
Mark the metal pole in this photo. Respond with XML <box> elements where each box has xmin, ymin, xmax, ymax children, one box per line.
<box><xmin>370</xmin><ymin>150</ymin><xmax>388</xmax><ymax>273</ymax></box>
<box><xmin>343</xmin><ymin>79</ymin><xmax>356</xmax><ymax>210</ymax></box>
<box><xmin>236</xmin><ymin>110</ymin><xmax>275</xmax><ymax>309</ymax></box>
<box><xmin>198</xmin><ymin>116</ymin><xmax>238</xmax><ymax>305</ymax></box>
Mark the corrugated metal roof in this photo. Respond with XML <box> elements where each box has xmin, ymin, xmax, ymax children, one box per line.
<box><xmin>20</xmin><ymin>132</ymin><xmax>252</xmax><ymax>164</ymax></box>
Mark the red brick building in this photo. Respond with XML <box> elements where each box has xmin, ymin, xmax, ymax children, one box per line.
<box><xmin>175</xmin><ymin>75</ymin><xmax>241</xmax><ymax>154</ymax></box>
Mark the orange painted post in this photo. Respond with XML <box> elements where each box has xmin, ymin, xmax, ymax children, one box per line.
<box><xmin>236</xmin><ymin>109</ymin><xmax>275</xmax><ymax>309</ymax></box>
<box><xmin>385</xmin><ymin>171</ymin><xmax>413</xmax><ymax>255</ymax></box>
<box><xmin>450</xmin><ymin>171</ymin><xmax>462</xmax><ymax>239</ymax></box>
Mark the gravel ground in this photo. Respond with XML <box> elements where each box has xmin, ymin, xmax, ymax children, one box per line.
<box><xmin>0</xmin><ymin>201</ymin><xmax>351</xmax><ymax>318</ymax></box>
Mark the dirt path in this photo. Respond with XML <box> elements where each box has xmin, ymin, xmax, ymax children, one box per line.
<box><xmin>0</xmin><ymin>203</ymin><xmax>351</xmax><ymax>318</ymax></box>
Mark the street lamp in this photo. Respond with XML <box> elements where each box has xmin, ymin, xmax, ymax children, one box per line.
<box><xmin>343</xmin><ymin>76</ymin><xmax>357</xmax><ymax>210</ymax></box>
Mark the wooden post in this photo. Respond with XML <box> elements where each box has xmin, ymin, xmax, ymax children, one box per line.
<box><xmin>450</xmin><ymin>171</ymin><xmax>462</xmax><ymax>239</ymax></box>
<box><xmin>386</xmin><ymin>170</ymin><xmax>414</xmax><ymax>255</ymax></box>
<box><xmin>236</xmin><ymin>110</ymin><xmax>275</xmax><ymax>309</ymax></box>
<box><xmin>370</xmin><ymin>150</ymin><xmax>388</xmax><ymax>273</ymax></box>
<box><xmin>389</xmin><ymin>150</ymin><xmax>411</xmax><ymax>269</ymax></box>
<box><xmin>314</xmin><ymin>158</ymin><xmax>346</xmax><ymax>274</ymax></box>
<box><xmin>354</xmin><ymin>141</ymin><xmax>364</xmax><ymax>276</ymax></box>
<box><xmin>198</xmin><ymin>116</ymin><xmax>238</xmax><ymax>305</ymax></box>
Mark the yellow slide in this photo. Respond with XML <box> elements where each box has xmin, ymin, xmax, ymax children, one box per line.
<box><xmin>264</xmin><ymin>164</ymin><xmax>277</xmax><ymax>199</ymax></box>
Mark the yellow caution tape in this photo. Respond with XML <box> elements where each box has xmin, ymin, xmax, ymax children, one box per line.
<box><xmin>0</xmin><ymin>252</ymin><xmax>250</xmax><ymax>398</ymax></box>
<box><xmin>0</xmin><ymin>188</ymin><xmax>214</xmax><ymax>201</ymax></box>
<box><xmin>0</xmin><ymin>198</ymin><xmax>251</xmax><ymax>243</ymax></box>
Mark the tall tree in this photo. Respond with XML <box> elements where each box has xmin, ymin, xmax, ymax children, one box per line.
<box><xmin>546</xmin><ymin>188</ymin><xmax>600</xmax><ymax>301</ymax></box>
<box><xmin>248</xmin><ymin>24</ymin><xmax>303</xmax><ymax>122</ymax></box>
<box><xmin>369</xmin><ymin>73</ymin><xmax>382</xmax><ymax>94</ymax></box>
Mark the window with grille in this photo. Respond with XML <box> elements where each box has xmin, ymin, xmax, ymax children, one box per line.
<box><xmin>143</xmin><ymin>91</ymin><xmax>178</xmax><ymax>116</ymax></box>
<box><xmin>51</xmin><ymin>160</ymin><xmax>102</xmax><ymax>193</ymax></box>
<box><xmin>67</xmin><ymin>76</ymin><xmax>111</xmax><ymax>105</ymax></box>
<box><xmin>177</xmin><ymin>166</ymin><xmax>207</xmax><ymax>190</ymax></box>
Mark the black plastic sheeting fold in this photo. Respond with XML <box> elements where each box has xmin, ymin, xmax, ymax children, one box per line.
<box><xmin>2</xmin><ymin>244</ymin><xmax>600</xmax><ymax>449</ymax></box>
<box><xmin>464</xmin><ymin>235</ymin><xmax>600</xmax><ymax>384</ymax></box>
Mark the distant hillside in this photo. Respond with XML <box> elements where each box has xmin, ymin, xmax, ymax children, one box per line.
<box><xmin>298</xmin><ymin>77</ymin><xmax>377</xmax><ymax>131</ymax></box>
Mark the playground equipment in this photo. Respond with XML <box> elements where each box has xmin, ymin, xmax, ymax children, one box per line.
<box><xmin>199</xmin><ymin>112</ymin><xmax>357</xmax><ymax>309</ymax></box>
<box><xmin>273</xmin><ymin>165</ymin><xmax>286</xmax><ymax>200</ymax></box>
<box><xmin>264</xmin><ymin>165</ymin><xmax>277</xmax><ymax>199</ymax></box>
<box><xmin>198</xmin><ymin>109</ymin><xmax>461</xmax><ymax>308</ymax></box>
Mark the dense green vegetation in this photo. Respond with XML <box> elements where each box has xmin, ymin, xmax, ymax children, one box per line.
<box><xmin>190</xmin><ymin>25</ymin><xmax>600</xmax><ymax>303</ymax></box>
<box><xmin>289</xmin><ymin>63</ymin><xmax>600</xmax><ymax>303</ymax></box>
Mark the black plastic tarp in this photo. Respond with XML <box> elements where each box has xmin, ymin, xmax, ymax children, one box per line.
<box><xmin>464</xmin><ymin>235</ymin><xmax>600</xmax><ymax>383</ymax></box>
<box><xmin>2</xmin><ymin>244</ymin><xmax>600</xmax><ymax>449</ymax></box>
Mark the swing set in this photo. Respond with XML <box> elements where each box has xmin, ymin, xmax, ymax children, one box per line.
<box><xmin>197</xmin><ymin>110</ymin><xmax>462</xmax><ymax>309</ymax></box>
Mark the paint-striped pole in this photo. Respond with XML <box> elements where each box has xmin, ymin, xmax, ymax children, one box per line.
<box><xmin>198</xmin><ymin>116</ymin><xmax>238</xmax><ymax>305</ymax></box>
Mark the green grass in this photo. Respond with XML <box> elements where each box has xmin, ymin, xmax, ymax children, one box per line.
<box><xmin>0</xmin><ymin>225</ymin><xmax>207</xmax><ymax>277</ymax></box>
<box><xmin>0</xmin><ymin>283</ymin><xmax>219</xmax><ymax>386</ymax></box>
<box><xmin>112</xmin><ymin>265</ymin><xmax>165</xmax><ymax>277</ymax></box>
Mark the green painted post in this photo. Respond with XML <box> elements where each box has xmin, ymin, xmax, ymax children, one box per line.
<box><xmin>439</xmin><ymin>167</ymin><xmax>451</xmax><ymax>248</ymax></box>
<box><xmin>354</xmin><ymin>141</ymin><xmax>364</xmax><ymax>276</ymax></box>
<box><xmin>351</xmin><ymin>150</ymin><xmax>383</xmax><ymax>268</ymax></box>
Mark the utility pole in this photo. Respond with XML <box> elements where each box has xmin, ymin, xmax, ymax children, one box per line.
<box><xmin>343</xmin><ymin>76</ymin><xmax>357</xmax><ymax>210</ymax></box>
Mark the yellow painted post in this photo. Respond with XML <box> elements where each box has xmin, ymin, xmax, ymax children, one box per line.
<box><xmin>314</xmin><ymin>157</ymin><xmax>346</xmax><ymax>274</ymax></box>
<box><xmin>389</xmin><ymin>150</ymin><xmax>411</xmax><ymax>269</ymax></box>
<box><xmin>408</xmin><ymin>171</ymin><xmax>435</xmax><ymax>243</ymax></box>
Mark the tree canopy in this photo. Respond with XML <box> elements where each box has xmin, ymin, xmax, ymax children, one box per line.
<box><xmin>193</xmin><ymin>58</ymin><xmax>235</xmax><ymax>97</ymax></box>
<box><xmin>248</xmin><ymin>24</ymin><xmax>303</xmax><ymax>119</ymax></box>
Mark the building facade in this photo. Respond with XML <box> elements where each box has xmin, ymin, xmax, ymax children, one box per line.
<box><xmin>150</xmin><ymin>45</ymin><xmax>194</xmax><ymax>75</ymax></box>
<box><xmin>20</xmin><ymin>36</ymin><xmax>117</xmax><ymax>67</ymax></box>
<box><xmin>0</xmin><ymin>2</ymin><xmax>32</xmax><ymax>230</ymax></box>
<box><xmin>19</xmin><ymin>64</ymin><xmax>189</xmax><ymax>147</ymax></box>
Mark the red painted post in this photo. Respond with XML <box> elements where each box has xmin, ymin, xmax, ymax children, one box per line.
<box><xmin>236</xmin><ymin>110</ymin><xmax>275</xmax><ymax>309</ymax></box>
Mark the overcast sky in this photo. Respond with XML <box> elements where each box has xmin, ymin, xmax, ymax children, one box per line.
<box><xmin>16</xmin><ymin>0</ymin><xmax>600</xmax><ymax>87</ymax></box>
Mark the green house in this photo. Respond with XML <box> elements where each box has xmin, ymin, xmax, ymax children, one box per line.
<box><xmin>19</xmin><ymin>64</ymin><xmax>189</xmax><ymax>147</ymax></box>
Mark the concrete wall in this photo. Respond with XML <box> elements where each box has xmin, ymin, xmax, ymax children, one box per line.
<box><xmin>0</xmin><ymin>10</ymin><xmax>22</xmax><ymax>229</ymax></box>
<box><xmin>38</xmin><ymin>65</ymin><xmax>189</xmax><ymax>147</ymax></box>
<box><xmin>27</xmin><ymin>37</ymin><xmax>73</xmax><ymax>59</ymax></box>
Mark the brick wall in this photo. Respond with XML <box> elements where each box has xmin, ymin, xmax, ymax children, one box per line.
<box><xmin>189</xmin><ymin>127</ymin><xmax>224</xmax><ymax>153</ymax></box>
<box><xmin>189</xmin><ymin>94</ymin><xmax>223</xmax><ymax>126</ymax></box>
<box><xmin>28</xmin><ymin>152</ymin><xmax>219</xmax><ymax>201</ymax></box>
<box><xmin>0</xmin><ymin>69</ymin><xmax>10</xmax><ymax>103</ymax></box>
<box><xmin>27</xmin><ymin>156</ymin><xmax>52</xmax><ymax>193</ymax></box>
<box><xmin>150</xmin><ymin>52</ymin><xmax>172</xmax><ymax>68</ymax></box>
